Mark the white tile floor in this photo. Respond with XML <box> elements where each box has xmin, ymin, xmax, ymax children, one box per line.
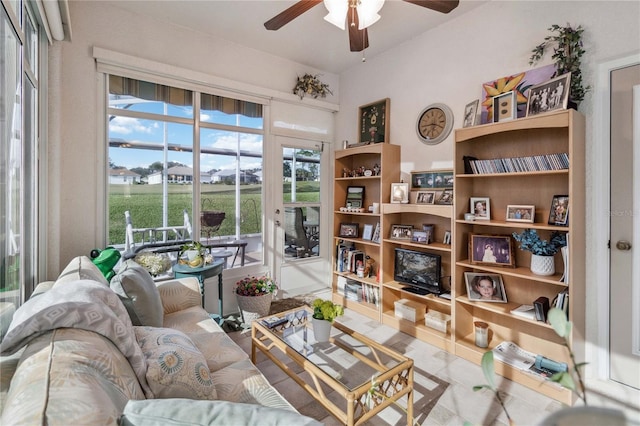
<box><xmin>228</xmin><ymin>291</ymin><xmax>640</xmax><ymax>425</ymax></box>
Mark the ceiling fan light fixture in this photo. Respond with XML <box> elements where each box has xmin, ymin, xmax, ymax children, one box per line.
<box><xmin>356</xmin><ymin>0</ymin><xmax>384</xmax><ymax>29</ymax></box>
<box><xmin>323</xmin><ymin>0</ymin><xmax>348</xmax><ymax>30</ymax></box>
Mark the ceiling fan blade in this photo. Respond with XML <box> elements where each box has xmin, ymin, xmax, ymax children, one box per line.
<box><xmin>348</xmin><ymin>8</ymin><xmax>369</xmax><ymax>52</ymax></box>
<box><xmin>264</xmin><ymin>0</ymin><xmax>323</xmax><ymax>31</ymax></box>
<box><xmin>403</xmin><ymin>0</ymin><xmax>460</xmax><ymax>14</ymax></box>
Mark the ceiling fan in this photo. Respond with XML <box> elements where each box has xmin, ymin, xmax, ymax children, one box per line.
<box><xmin>264</xmin><ymin>0</ymin><xmax>460</xmax><ymax>52</ymax></box>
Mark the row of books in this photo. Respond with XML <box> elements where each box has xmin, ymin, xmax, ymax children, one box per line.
<box><xmin>464</xmin><ymin>153</ymin><xmax>569</xmax><ymax>174</ymax></box>
<box><xmin>336</xmin><ymin>245</ymin><xmax>365</xmax><ymax>274</ymax></box>
<box><xmin>345</xmin><ymin>281</ymin><xmax>380</xmax><ymax>307</ymax></box>
<box><xmin>553</xmin><ymin>289</ymin><xmax>569</xmax><ymax>315</ymax></box>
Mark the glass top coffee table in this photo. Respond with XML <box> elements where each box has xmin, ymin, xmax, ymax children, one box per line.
<box><xmin>251</xmin><ymin>307</ymin><xmax>414</xmax><ymax>425</ymax></box>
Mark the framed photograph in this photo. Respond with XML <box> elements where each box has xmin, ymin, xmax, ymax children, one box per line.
<box><xmin>416</xmin><ymin>190</ymin><xmax>436</xmax><ymax>204</ymax></box>
<box><xmin>362</xmin><ymin>223</ymin><xmax>374</xmax><ymax>240</ymax></box>
<box><xmin>371</xmin><ymin>222</ymin><xmax>381</xmax><ymax>243</ymax></box>
<box><xmin>526</xmin><ymin>72</ymin><xmax>571</xmax><ymax>117</ymax></box>
<box><xmin>470</xmin><ymin>197</ymin><xmax>490</xmax><ymax>220</ymax></box>
<box><xmin>548</xmin><ymin>195</ymin><xmax>569</xmax><ymax>225</ymax></box>
<box><xmin>464</xmin><ymin>272</ymin><xmax>507</xmax><ymax>303</ymax></box>
<box><xmin>492</xmin><ymin>91</ymin><xmax>517</xmax><ymax>123</ymax></box>
<box><xmin>391</xmin><ymin>182</ymin><xmax>409</xmax><ymax>204</ymax></box>
<box><xmin>435</xmin><ymin>189</ymin><xmax>454</xmax><ymax>205</ymax></box>
<box><xmin>443</xmin><ymin>230</ymin><xmax>451</xmax><ymax>245</ymax></box>
<box><xmin>390</xmin><ymin>224</ymin><xmax>413</xmax><ymax>240</ymax></box>
<box><xmin>422</xmin><ymin>224</ymin><xmax>435</xmax><ymax>244</ymax></box>
<box><xmin>469</xmin><ymin>234</ymin><xmax>516</xmax><ymax>267</ymax></box>
<box><xmin>411</xmin><ymin>230</ymin><xmax>429</xmax><ymax>243</ymax></box>
<box><xmin>346</xmin><ymin>186</ymin><xmax>365</xmax><ymax>208</ymax></box>
<box><xmin>359</xmin><ymin>98</ymin><xmax>390</xmax><ymax>144</ymax></box>
<box><xmin>506</xmin><ymin>205</ymin><xmax>535</xmax><ymax>223</ymax></box>
<box><xmin>463</xmin><ymin>99</ymin><xmax>479</xmax><ymax>128</ymax></box>
<box><xmin>339</xmin><ymin>223</ymin><xmax>359</xmax><ymax>238</ymax></box>
<box><xmin>410</xmin><ymin>170</ymin><xmax>453</xmax><ymax>190</ymax></box>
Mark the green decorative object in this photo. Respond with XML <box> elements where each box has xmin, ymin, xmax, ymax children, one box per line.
<box><xmin>529</xmin><ymin>24</ymin><xmax>590</xmax><ymax>106</ymax></box>
<box><xmin>311</xmin><ymin>298</ymin><xmax>344</xmax><ymax>323</ymax></box>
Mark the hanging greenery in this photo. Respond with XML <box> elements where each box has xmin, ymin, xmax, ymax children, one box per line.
<box><xmin>529</xmin><ymin>24</ymin><xmax>590</xmax><ymax>105</ymax></box>
<box><xmin>293</xmin><ymin>73</ymin><xmax>333</xmax><ymax>99</ymax></box>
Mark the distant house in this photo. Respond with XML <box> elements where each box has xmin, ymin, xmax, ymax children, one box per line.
<box><xmin>211</xmin><ymin>169</ymin><xmax>260</xmax><ymax>184</ymax></box>
<box><xmin>109</xmin><ymin>168</ymin><xmax>141</xmax><ymax>185</ymax></box>
<box><xmin>148</xmin><ymin>166</ymin><xmax>194</xmax><ymax>185</ymax></box>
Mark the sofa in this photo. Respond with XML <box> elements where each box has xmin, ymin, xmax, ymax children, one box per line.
<box><xmin>0</xmin><ymin>256</ymin><xmax>320</xmax><ymax>425</ymax></box>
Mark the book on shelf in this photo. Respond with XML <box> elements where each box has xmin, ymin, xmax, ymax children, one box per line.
<box><xmin>492</xmin><ymin>341</ymin><xmax>562</xmax><ymax>385</ymax></box>
<box><xmin>511</xmin><ymin>304</ymin><xmax>536</xmax><ymax>320</ymax></box>
<box><xmin>465</xmin><ymin>153</ymin><xmax>569</xmax><ymax>174</ymax></box>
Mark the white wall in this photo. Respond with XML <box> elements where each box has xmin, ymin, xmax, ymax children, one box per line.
<box><xmin>336</xmin><ymin>0</ymin><xmax>640</xmax><ymax>381</ymax></box>
<box><xmin>46</xmin><ymin>1</ymin><xmax>339</xmax><ymax>275</ymax></box>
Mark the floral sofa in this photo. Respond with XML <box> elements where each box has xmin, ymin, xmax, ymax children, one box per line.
<box><xmin>0</xmin><ymin>256</ymin><xmax>319</xmax><ymax>425</ymax></box>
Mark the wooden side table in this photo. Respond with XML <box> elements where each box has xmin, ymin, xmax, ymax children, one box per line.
<box><xmin>173</xmin><ymin>259</ymin><xmax>225</xmax><ymax>324</ymax></box>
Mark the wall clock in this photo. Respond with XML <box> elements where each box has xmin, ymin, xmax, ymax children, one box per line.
<box><xmin>416</xmin><ymin>103</ymin><xmax>454</xmax><ymax>145</ymax></box>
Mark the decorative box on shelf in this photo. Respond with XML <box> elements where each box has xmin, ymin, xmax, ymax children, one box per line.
<box><xmin>425</xmin><ymin>310</ymin><xmax>451</xmax><ymax>333</ymax></box>
<box><xmin>394</xmin><ymin>299</ymin><xmax>425</xmax><ymax>323</ymax></box>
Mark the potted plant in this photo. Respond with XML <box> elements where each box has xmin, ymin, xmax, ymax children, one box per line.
<box><xmin>177</xmin><ymin>241</ymin><xmax>214</xmax><ymax>268</ymax></box>
<box><xmin>512</xmin><ymin>229</ymin><xmax>566</xmax><ymax>276</ymax></box>
<box><xmin>235</xmin><ymin>275</ymin><xmax>278</xmax><ymax>324</ymax></box>
<box><xmin>292</xmin><ymin>73</ymin><xmax>333</xmax><ymax>100</ymax></box>
<box><xmin>311</xmin><ymin>298</ymin><xmax>344</xmax><ymax>342</ymax></box>
<box><xmin>529</xmin><ymin>24</ymin><xmax>590</xmax><ymax>108</ymax></box>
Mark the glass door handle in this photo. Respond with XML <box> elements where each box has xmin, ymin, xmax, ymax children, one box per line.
<box><xmin>616</xmin><ymin>240</ymin><xmax>632</xmax><ymax>251</ymax></box>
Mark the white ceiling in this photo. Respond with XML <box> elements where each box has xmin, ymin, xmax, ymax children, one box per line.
<box><xmin>108</xmin><ymin>0</ymin><xmax>487</xmax><ymax>74</ymax></box>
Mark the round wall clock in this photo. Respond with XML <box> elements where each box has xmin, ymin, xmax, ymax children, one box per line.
<box><xmin>416</xmin><ymin>103</ymin><xmax>454</xmax><ymax>145</ymax></box>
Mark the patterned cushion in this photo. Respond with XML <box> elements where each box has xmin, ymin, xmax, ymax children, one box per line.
<box><xmin>53</xmin><ymin>255</ymin><xmax>108</xmax><ymax>287</ymax></box>
<box><xmin>111</xmin><ymin>260</ymin><xmax>164</xmax><ymax>327</ymax></box>
<box><xmin>134</xmin><ymin>326</ymin><xmax>217</xmax><ymax>400</ymax></box>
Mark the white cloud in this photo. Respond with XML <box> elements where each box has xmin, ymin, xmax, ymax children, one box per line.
<box><xmin>109</xmin><ymin>116</ymin><xmax>156</xmax><ymax>135</ymax></box>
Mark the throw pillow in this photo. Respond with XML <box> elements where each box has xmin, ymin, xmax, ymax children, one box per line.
<box><xmin>111</xmin><ymin>260</ymin><xmax>163</xmax><ymax>327</ymax></box>
<box><xmin>119</xmin><ymin>399</ymin><xmax>323</xmax><ymax>426</ymax></box>
<box><xmin>134</xmin><ymin>326</ymin><xmax>217</xmax><ymax>400</ymax></box>
<box><xmin>53</xmin><ymin>255</ymin><xmax>109</xmax><ymax>287</ymax></box>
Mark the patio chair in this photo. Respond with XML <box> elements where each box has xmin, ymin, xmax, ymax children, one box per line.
<box><xmin>124</xmin><ymin>209</ymin><xmax>192</xmax><ymax>255</ymax></box>
<box><xmin>284</xmin><ymin>207</ymin><xmax>311</xmax><ymax>257</ymax></box>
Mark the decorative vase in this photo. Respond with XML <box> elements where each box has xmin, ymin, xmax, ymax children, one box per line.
<box><xmin>236</xmin><ymin>293</ymin><xmax>273</xmax><ymax>324</ymax></box>
<box><xmin>311</xmin><ymin>317</ymin><xmax>332</xmax><ymax>343</ymax></box>
<box><xmin>185</xmin><ymin>250</ymin><xmax>200</xmax><ymax>261</ymax></box>
<box><xmin>530</xmin><ymin>254</ymin><xmax>555</xmax><ymax>276</ymax></box>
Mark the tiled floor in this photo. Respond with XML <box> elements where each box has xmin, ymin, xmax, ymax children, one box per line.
<box><xmin>228</xmin><ymin>300</ymin><xmax>575</xmax><ymax>425</ymax></box>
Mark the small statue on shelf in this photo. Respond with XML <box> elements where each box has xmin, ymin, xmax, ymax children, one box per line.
<box><xmin>373</xmin><ymin>163</ymin><xmax>381</xmax><ymax>176</ymax></box>
<box><xmin>363</xmin><ymin>255</ymin><xmax>376</xmax><ymax>278</ymax></box>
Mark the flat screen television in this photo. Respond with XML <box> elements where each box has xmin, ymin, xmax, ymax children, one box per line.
<box><xmin>394</xmin><ymin>248</ymin><xmax>442</xmax><ymax>296</ymax></box>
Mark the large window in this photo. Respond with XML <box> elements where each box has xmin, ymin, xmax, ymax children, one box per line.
<box><xmin>107</xmin><ymin>76</ymin><xmax>264</xmax><ymax>266</ymax></box>
<box><xmin>1</xmin><ymin>1</ymin><xmax>43</xmax><ymax>338</ymax></box>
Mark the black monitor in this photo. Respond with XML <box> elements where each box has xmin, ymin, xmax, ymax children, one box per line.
<box><xmin>394</xmin><ymin>248</ymin><xmax>442</xmax><ymax>296</ymax></box>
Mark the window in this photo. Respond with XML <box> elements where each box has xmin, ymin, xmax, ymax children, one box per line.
<box><xmin>107</xmin><ymin>76</ymin><xmax>264</xmax><ymax>266</ymax></box>
<box><xmin>1</xmin><ymin>2</ymin><xmax>43</xmax><ymax>339</ymax></box>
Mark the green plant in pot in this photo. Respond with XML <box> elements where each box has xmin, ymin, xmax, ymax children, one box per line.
<box><xmin>512</xmin><ymin>229</ymin><xmax>566</xmax><ymax>276</ymax></box>
<box><xmin>529</xmin><ymin>23</ymin><xmax>590</xmax><ymax>108</ymax></box>
<box><xmin>311</xmin><ymin>298</ymin><xmax>344</xmax><ymax>343</ymax></box>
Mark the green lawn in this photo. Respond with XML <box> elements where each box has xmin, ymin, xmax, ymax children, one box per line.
<box><xmin>108</xmin><ymin>181</ymin><xmax>319</xmax><ymax>245</ymax></box>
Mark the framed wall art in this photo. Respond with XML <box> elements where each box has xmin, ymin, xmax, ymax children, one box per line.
<box><xmin>492</xmin><ymin>91</ymin><xmax>517</xmax><ymax>122</ymax></box>
<box><xmin>416</xmin><ymin>191</ymin><xmax>436</xmax><ymax>204</ymax></box>
<box><xmin>362</xmin><ymin>223</ymin><xmax>374</xmax><ymax>240</ymax></box>
<box><xmin>371</xmin><ymin>222</ymin><xmax>381</xmax><ymax>243</ymax></box>
<box><xmin>548</xmin><ymin>195</ymin><xmax>569</xmax><ymax>225</ymax></box>
<box><xmin>436</xmin><ymin>189</ymin><xmax>454</xmax><ymax>205</ymax></box>
<box><xmin>469</xmin><ymin>234</ymin><xmax>515</xmax><ymax>267</ymax></box>
<box><xmin>506</xmin><ymin>205</ymin><xmax>535</xmax><ymax>223</ymax></box>
<box><xmin>345</xmin><ymin>186</ymin><xmax>365</xmax><ymax>208</ymax></box>
<box><xmin>463</xmin><ymin>99</ymin><xmax>479</xmax><ymax>127</ymax></box>
<box><xmin>339</xmin><ymin>223</ymin><xmax>359</xmax><ymax>238</ymax></box>
<box><xmin>358</xmin><ymin>98</ymin><xmax>390</xmax><ymax>144</ymax></box>
<box><xmin>390</xmin><ymin>224</ymin><xmax>413</xmax><ymax>240</ymax></box>
<box><xmin>411</xmin><ymin>230</ymin><xmax>429</xmax><ymax>244</ymax></box>
<box><xmin>526</xmin><ymin>72</ymin><xmax>571</xmax><ymax>117</ymax></box>
<box><xmin>410</xmin><ymin>170</ymin><xmax>453</xmax><ymax>190</ymax></box>
<box><xmin>470</xmin><ymin>197</ymin><xmax>490</xmax><ymax>220</ymax></box>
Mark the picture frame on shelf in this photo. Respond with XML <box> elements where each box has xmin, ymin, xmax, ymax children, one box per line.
<box><xmin>463</xmin><ymin>99</ymin><xmax>479</xmax><ymax>128</ymax></box>
<box><xmin>492</xmin><ymin>91</ymin><xmax>517</xmax><ymax>122</ymax></box>
<box><xmin>411</xmin><ymin>230</ymin><xmax>429</xmax><ymax>244</ymax></box>
<box><xmin>362</xmin><ymin>223</ymin><xmax>374</xmax><ymax>240</ymax></box>
<box><xmin>435</xmin><ymin>189</ymin><xmax>454</xmax><ymax>205</ymax></box>
<box><xmin>390</xmin><ymin>182</ymin><xmax>409</xmax><ymax>204</ymax></box>
<box><xmin>358</xmin><ymin>98</ymin><xmax>390</xmax><ymax>144</ymax></box>
<box><xmin>548</xmin><ymin>195</ymin><xmax>569</xmax><ymax>225</ymax></box>
<box><xmin>469</xmin><ymin>234</ymin><xmax>516</xmax><ymax>267</ymax></box>
<box><xmin>422</xmin><ymin>224</ymin><xmax>435</xmax><ymax>243</ymax></box>
<box><xmin>339</xmin><ymin>223</ymin><xmax>359</xmax><ymax>238</ymax></box>
<box><xmin>506</xmin><ymin>205</ymin><xmax>535</xmax><ymax>223</ymax></box>
<box><xmin>346</xmin><ymin>186</ymin><xmax>365</xmax><ymax>208</ymax></box>
<box><xmin>416</xmin><ymin>190</ymin><xmax>436</xmax><ymax>204</ymax></box>
<box><xmin>371</xmin><ymin>222</ymin><xmax>381</xmax><ymax>243</ymax></box>
<box><xmin>390</xmin><ymin>224</ymin><xmax>413</xmax><ymax>240</ymax></box>
<box><xmin>464</xmin><ymin>272</ymin><xmax>508</xmax><ymax>303</ymax></box>
<box><xmin>410</xmin><ymin>170</ymin><xmax>453</xmax><ymax>190</ymax></box>
<box><xmin>526</xmin><ymin>72</ymin><xmax>571</xmax><ymax>117</ymax></box>
<box><xmin>470</xmin><ymin>197</ymin><xmax>490</xmax><ymax>219</ymax></box>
